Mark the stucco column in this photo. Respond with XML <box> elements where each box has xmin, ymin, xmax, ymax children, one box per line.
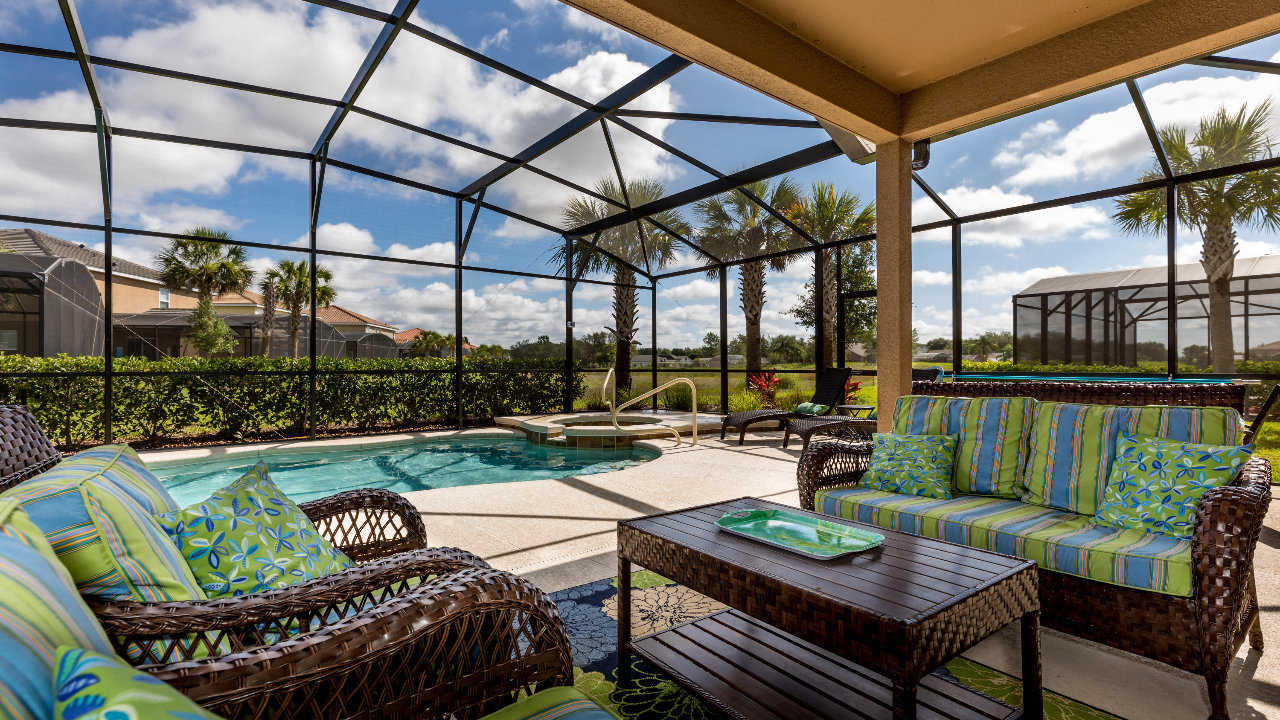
<box><xmin>876</xmin><ymin>139</ymin><xmax>912</xmax><ymax>432</ymax></box>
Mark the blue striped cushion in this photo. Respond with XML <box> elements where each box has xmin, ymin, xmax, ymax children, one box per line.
<box><xmin>891</xmin><ymin>395</ymin><xmax>1035</xmax><ymax>498</ymax></box>
<box><xmin>816</xmin><ymin>486</ymin><xmax>1194</xmax><ymax>596</ymax></box>
<box><xmin>478</xmin><ymin>687</ymin><xmax>613</xmax><ymax>720</ymax></box>
<box><xmin>1022</xmin><ymin>403</ymin><xmax>1245</xmax><ymax>515</ymax></box>
<box><xmin>1</xmin><ymin>445</ymin><xmax>205</xmax><ymax>603</ymax></box>
<box><xmin>0</xmin><ymin>500</ymin><xmax>115</xmax><ymax>720</ymax></box>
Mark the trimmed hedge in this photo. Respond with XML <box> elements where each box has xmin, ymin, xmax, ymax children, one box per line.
<box><xmin>0</xmin><ymin>355</ymin><xmax>584</xmax><ymax>446</ymax></box>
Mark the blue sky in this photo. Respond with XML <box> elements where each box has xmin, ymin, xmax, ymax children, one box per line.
<box><xmin>2</xmin><ymin>1</ymin><xmax>1280</xmax><ymax>355</ymax></box>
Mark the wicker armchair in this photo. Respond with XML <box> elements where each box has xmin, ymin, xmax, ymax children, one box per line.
<box><xmin>797</xmin><ymin>380</ymin><xmax>1273</xmax><ymax>720</ymax></box>
<box><xmin>0</xmin><ymin>404</ymin><xmax>62</xmax><ymax>492</ymax></box>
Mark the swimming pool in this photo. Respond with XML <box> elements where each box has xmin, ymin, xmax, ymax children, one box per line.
<box><xmin>152</xmin><ymin>438</ymin><xmax>657</xmax><ymax>507</ymax></box>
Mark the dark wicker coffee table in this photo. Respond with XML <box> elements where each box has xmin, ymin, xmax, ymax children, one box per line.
<box><xmin>616</xmin><ymin>498</ymin><xmax>1042</xmax><ymax>720</ymax></box>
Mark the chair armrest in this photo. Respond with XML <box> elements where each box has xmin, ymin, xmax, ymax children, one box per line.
<box><xmin>93</xmin><ymin>546</ymin><xmax>487</xmax><ymax>663</ymax></box>
<box><xmin>144</xmin><ymin>566</ymin><xmax>573</xmax><ymax>720</ymax></box>
<box><xmin>300</xmin><ymin>487</ymin><xmax>429</xmax><ymax>561</ymax></box>
<box><xmin>797</xmin><ymin>441</ymin><xmax>872</xmax><ymax>510</ymax></box>
<box><xmin>1192</xmin><ymin>456</ymin><xmax>1272</xmax><ymax>668</ymax></box>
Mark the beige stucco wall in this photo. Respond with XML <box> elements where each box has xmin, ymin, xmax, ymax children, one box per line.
<box><xmin>89</xmin><ymin>271</ymin><xmax>199</xmax><ymax>314</ymax></box>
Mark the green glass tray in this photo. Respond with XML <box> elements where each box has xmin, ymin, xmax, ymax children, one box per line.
<box><xmin>716</xmin><ymin>509</ymin><xmax>884</xmax><ymax>559</ymax></box>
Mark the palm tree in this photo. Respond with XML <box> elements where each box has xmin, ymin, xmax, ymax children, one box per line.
<box><xmin>157</xmin><ymin>228</ymin><xmax>254</xmax><ymax>304</ymax></box>
<box><xmin>411</xmin><ymin>329</ymin><xmax>450</xmax><ymax>357</ymax></box>
<box><xmin>786</xmin><ymin>182</ymin><xmax>876</xmax><ymax>368</ymax></box>
<box><xmin>556</xmin><ymin>177</ymin><xmax>687</xmax><ymax>391</ymax></box>
<box><xmin>258</xmin><ymin>274</ymin><xmax>278</xmax><ymax>357</ymax></box>
<box><xmin>696</xmin><ymin>178</ymin><xmax>803</xmax><ymax>373</ymax></box>
<box><xmin>265</xmin><ymin>260</ymin><xmax>336</xmax><ymax>358</ymax></box>
<box><xmin>1114</xmin><ymin>100</ymin><xmax>1280</xmax><ymax>373</ymax></box>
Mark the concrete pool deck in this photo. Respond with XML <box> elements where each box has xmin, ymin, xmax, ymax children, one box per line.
<box><xmin>139</xmin><ymin>427</ymin><xmax>1280</xmax><ymax>720</ymax></box>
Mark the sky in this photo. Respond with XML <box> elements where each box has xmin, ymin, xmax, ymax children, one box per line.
<box><xmin>3</xmin><ymin>0</ymin><xmax>1280</xmax><ymax>357</ymax></box>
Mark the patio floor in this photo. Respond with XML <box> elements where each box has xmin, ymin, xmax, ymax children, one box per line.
<box><xmin>142</xmin><ymin>427</ymin><xmax>1280</xmax><ymax>719</ymax></box>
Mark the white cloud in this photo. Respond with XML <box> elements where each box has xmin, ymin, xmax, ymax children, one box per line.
<box><xmin>911</xmin><ymin>185</ymin><xmax>1111</xmax><ymax>247</ymax></box>
<box><xmin>562</xmin><ymin>8</ymin><xmax>623</xmax><ymax>44</ymax></box>
<box><xmin>478</xmin><ymin>28</ymin><xmax>510</xmax><ymax>53</ymax></box>
<box><xmin>0</xmin><ymin>0</ymin><xmax>57</xmax><ymax>34</ymax></box>
<box><xmin>1140</xmin><ymin>236</ymin><xmax>1280</xmax><ymax>266</ymax></box>
<box><xmin>961</xmin><ymin>266</ymin><xmax>1069</xmax><ymax>295</ymax></box>
<box><xmin>913</xmin><ymin>270</ymin><xmax>951</xmax><ymax>286</ymax></box>
<box><xmin>663</xmin><ymin>278</ymin><xmax>719</xmax><ymax>301</ymax></box>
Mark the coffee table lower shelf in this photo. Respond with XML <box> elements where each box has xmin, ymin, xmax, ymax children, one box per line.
<box><xmin>626</xmin><ymin>609</ymin><xmax>1021</xmax><ymax>720</ymax></box>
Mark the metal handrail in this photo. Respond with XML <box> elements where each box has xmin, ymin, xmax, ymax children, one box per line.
<box><xmin>601</xmin><ymin>368</ymin><xmax>698</xmax><ymax>446</ymax></box>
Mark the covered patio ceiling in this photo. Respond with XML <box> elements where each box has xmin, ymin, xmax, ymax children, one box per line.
<box><xmin>561</xmin><ymin>0</ymin><xmax>1280</xmax><ymax>142</ymax></box>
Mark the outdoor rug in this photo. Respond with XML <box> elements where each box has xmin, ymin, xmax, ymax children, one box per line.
<box><xmin>550</xmin><ymin>571</ymin><xmax>1119</xmax><ymax>720</ymax></box>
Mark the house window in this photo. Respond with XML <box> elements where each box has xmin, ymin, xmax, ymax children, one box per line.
<box><xmin>159</xmin><ymin>288</ymin><xmax>170</xmax><ymax>309</ymax></box>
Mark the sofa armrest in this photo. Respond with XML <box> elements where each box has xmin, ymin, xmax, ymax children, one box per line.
<box><xmin>143</xmin><ymin>566</ymin><xmax>573</xmax><ymax>720</ymax></box>
<box><xmin>300</xmin><ymin>487</ymin><xmax>429</xmax><ymax>562</ymax></box>
<box><xmin>797</xmin><ymin>441</ymin><xmax>872</xmax><ymax>510</ymax></box>
<box><xmin>93</xmin><ymin>546</ymin><xmax>487</xmax><ymax>663</ymax></box>
<box><xmin>1192</xmin><ymin>456</ymin><xmax>1272</xmax><ymax>672</ymax></box>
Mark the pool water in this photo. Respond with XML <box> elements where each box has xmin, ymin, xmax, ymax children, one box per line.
<box><xmin>153</xmin><ymin>438</ymin><xmax>657</xmax><ymax>507</ymax></box>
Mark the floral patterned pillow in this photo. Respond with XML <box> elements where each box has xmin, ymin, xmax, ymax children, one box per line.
<box><xmin>53</xmin><ymin>646</ymin><xmax>222</xmax><ymax>719</ymax></box>
<box><xmin>861</xmin><ymin>433</ymin><xmax>957</xmax><ymax>500</ymax></box>
<box><xmin>1094</xmin><ymin>432</ymin><xmax>1253</xmax><ymax>539</ymax></box>
<box><xmin>155</xmin><ymin>462</ymin><xmax>353</xmax><ymax>598</ymax></box>
<box><xmin>794</xmin><ymin>402</ymin><xmax>829</xmax><ymax>416</ymax></box>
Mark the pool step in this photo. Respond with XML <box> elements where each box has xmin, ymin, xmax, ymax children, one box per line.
<box><xmin>545</xmin><ymin>436</ymin><xmax>569</xmax><ymax>447</ymax></box>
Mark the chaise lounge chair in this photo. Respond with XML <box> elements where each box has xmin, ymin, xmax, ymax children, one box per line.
<box><xmin>783</xmin><ymin>366</ymin><xmax>945</xmax><ymax>449</ymax></box>
<box><xmin>720</xmin><ymin>367</ymin><xmax>852</xmax><ymax>445</ymax></box>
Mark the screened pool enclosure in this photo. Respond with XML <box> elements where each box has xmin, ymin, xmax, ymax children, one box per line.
<box><xmin>4</xmin><ymin>0</ymin><xmax>1280</xmax><ymax>444</ymax></box>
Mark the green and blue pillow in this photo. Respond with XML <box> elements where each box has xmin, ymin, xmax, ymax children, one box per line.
<box><xmin>0</xmin><ymin>500</ymin><xmax>117</xmax><ymax>720</ymax></box>
<box><xmin>1094</xmin><ymin>432</ymin><xmax>1252</xmax><ymax>539</ymax></box>
<box><xmin>52</xmin><ymin>646</ymin><xmax>221</xmax><ymax>720</ymax></box>
<box><xmin>155</xmin><ymin>462</ymin><xmax>353</xmax><ymax>599</ymax></box>
<box><xmin>891</xmin><ymin>395</ymin><xmax>1034</xmax><ymax>498</ymax></box>
<box><xmin>794</xmin><ymin>402</ymin><xmax>829</xmax><ymax>416</ymax></box>
<box><xmin>861</xmin><ymin>433</ymin><xmax>957</xmax><ymax>500</ymax></box>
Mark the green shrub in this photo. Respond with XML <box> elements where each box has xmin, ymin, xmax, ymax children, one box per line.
<box><xmin>661</xmin><ymin>383</ymin><xmax>694</xmax><ymax>411</ymax></box>
<box><xmin>0</xmin><ymin>355</ymin><xmax>584</xmax><ymax>447</ymax></box>
<box><xmin>728</xmin><ymin>387</ymin><xmax>766</xmax><ymax>413</ymax></box>
<box><xmin>774</xmin><ymin>389</ymin><xmax>808</xmax><ymax>411</ymax></box>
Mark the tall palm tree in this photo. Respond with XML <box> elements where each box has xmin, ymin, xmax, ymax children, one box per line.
<box><xmin>786</xmin><ymin>182</ymin><xmax>876</xmax><ymax>368</ymax></box>
<box><xmin>265</xmin><ymin>260</ymin><xmax>336</xmax><ymax>358</ymax></box>
<box><xmin>258</xmin><ymin>274</ymin><xmax>277</xmax><ymax>357</ymax></box>
<box><xmin>556</xmin><ymin>177</ymin><xmax>687</xmax><ymax>391</ymax></box>
<box><xmin>696</xmin><ymin>178</ymin><xmax>803</xmax><ymax>373</ymax></box>
<box><xmin>1114</xmin><ymin>100</ymin><xmax>1280</xmax><ymax>373</ymax></box>
<box><xmin>157</xmin><ymin>228</ymin><xmax>254</xmax><ymax>304</ymax></box>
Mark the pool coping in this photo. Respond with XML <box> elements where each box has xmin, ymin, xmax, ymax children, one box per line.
<box><xmin>137</xmin><ymin>427</ymin><xmax>565</xmax><ymax>467</ymax></box>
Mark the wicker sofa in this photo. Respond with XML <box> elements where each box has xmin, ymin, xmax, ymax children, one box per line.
<box><xmin>797</xmin><ymin>381</ymin><xmax>1272</xmax><ymax>720</ymax></box>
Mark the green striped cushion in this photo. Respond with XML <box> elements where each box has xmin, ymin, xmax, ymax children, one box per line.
<box><xmin>1</xmin><ymin>445</ymin><xmax>205</xmax><ymax>604</ymax></box>
<box><xmin>477</xmin><ymin>686</ymin><xmax>613</xmax><ymax>720</ymax></box>
<box><xmin>891</xmin><ymin>395</ymin><xmax>1035</xmax><ymax>498</ymax></box>
<box><xmin>0</xmin><ymin>500</ymin><xmax>116</xmax><ymax>720</ymax></box>
<box><xmin>1022</xmin><ymin>403</ymin><xmax>1245</xmax><ymax>515</ymax></box>
<box><xmin>816</xmin><ymin>486</ymin><xmax>1194</xmax><ymax>596</ymax></box>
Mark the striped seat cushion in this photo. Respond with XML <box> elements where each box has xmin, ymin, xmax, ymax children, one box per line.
<box><xmin>892</xmin><ymin>395</ymin><xmax>1035</xmax><ymax>498</ymax></box>
<box><xmin>815</xmin><ymin>486</ymin><xmax>1193</xmax><ymax>596</ymax></box>
<box><xmin>1022</xmin><ymin>403</ymin><xmax>1244</xmax><ymax>515</ymax></box>
<box><xmin>477</xmin><ymin>687</ymin><xmax>613</xmax><ymax>720</ymax></box>
<box><xmin>1</xmin><ymin>444</ymin><xmax>205</xmax><ymax>604</ymax></box>
<box><xmin>0</xmin><ymin>499</ymin><xmax>116</xmax><ymax>720</ymax></box>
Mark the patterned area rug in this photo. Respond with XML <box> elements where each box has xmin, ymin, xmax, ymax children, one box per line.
<box><xmin>550</xmin><ymin>571</ymin><xmax>1118</xmax><ymax>720</ymax></box>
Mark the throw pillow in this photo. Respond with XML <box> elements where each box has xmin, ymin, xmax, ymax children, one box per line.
<box><xmin>1</xmin><ymin>444</ymin><xmax>205</xmax><ymax>604</ymax></box>
<box><xmin>52</xmin><ymin>646</ymin><xmax>222</xmax><ymax>720</ymax></box>
<box><xmin>860</xmin><ymin>433</ymin><xmax>957</xmax><ymax>500</ymax></box>
<box><xmin>794</xmin><ymin>402</ymin><xmax>829</xmax><ymax>416</ymax></box>
<box><xmin>0</xmin><ymin>500</ymin><xmax>117</xmax><ymax>720</ymax></box>
<box><xmin>155</xmin><ymin>462</ymin><xmax>353</xmax><ymax>599</ymax></box>
<box><xmin>1094</xmin><ymin>432</ymin><xmax>1252</xmax><ymax>539</ymax></box>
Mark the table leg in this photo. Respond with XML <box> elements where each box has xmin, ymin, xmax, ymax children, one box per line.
<box><xmin>1021</xmin><ymin>610</ymin><xmax>1044</xmax><ymax>720</ymax></box>
<box><xmin>891</xmin><ymin>679</ymin><xmax>917</xmax><ymax>720</ymax></box>
<box><xmin>617</xmin><ymin>556</ymin><xmax>632</xmax><ymax>686</ymax></box>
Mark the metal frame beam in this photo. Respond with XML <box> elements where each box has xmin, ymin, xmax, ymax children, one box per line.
<box><xmin>57</xmin><ymin>0</ymin><xmax>109</xmax><ymax>129</ymax></box>
<box><xmin>612</xmin><ymin>109</ymin><xmax>821</xmax><ymax>127</ymax></box>
<box><xmin>312</xmin><ymin>0</ymin><xmax>419</xmax><ymax>157</ymax></box>
<box><xmin>1194</xmin><ymin>54</ymin><xmax>1280</xmax><ymax>76</ymax></box>
<box><xmin>1127</xmin><ymin>79</ymin><xmax>1173</xmax><ymax>179</ymax></box>
<box><xmin>459</xmin><ymin>54</ymin><xmax>690</xmax><ymax>197</ymax></box>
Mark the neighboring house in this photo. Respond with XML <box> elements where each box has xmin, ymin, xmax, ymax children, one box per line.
<box><xmin>914</xmin><ymin>351</ymin><xmax>951</xmax><ymax>362</ymax></box>
<box><xmin>316</xmin><ymin>304</ymin><xmax>398</xmax><ymax>337</ymax></box>
<box><xmin>702</xmin><ymin>354</ymin><xmax>746</xmax><ymax>368</ymax></box>
<box><xmin>1249</xmin><ymin>341</ymin><xmax>1280</xmax><ymax>361</ymax></box>
<box><xmin>844</xmin><ymin>343</ymin><xmax>868</xmax><ymax>363</ymax></box>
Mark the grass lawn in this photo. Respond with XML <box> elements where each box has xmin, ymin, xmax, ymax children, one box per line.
<box><xmin>1251</xmin><ymin>424</ymin><xmax>1279</xmax><ymax>483</ymax></box>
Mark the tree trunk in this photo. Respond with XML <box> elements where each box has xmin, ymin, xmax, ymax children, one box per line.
<box><xmin>289</xmin><ymin>305</ymin><xmax>302</xmax><ymax>359</ymax></box>
<box><xmin>612</xmin><ymin>266</ymin><xmax>637</xmax><ymax>392</ymax></box>
<box><xmin>260</xmin><ymin>281</ymin><xmax>276</xmax><ymax>357</ymax></box>
<box><xmin>1201</xmin><ymin>215</ymin><xmax>1237</xmax><ymax>373</ymax></box>
<box><xmin>741</xmin><ymin>259</ymin><xmax>765</xmax><ymax>374</ymax></box>
<box><xmin>820</xmin><ymin>247</ymin><xmax>837</xmax><ymax>369</ymax></box>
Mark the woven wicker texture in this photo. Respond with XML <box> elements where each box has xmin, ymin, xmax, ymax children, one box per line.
<box><xmin>0</xmin><ymin>405</ymin><xmax>62</xmax><ymax>492</ymax></box>
<box><xmin>796</xmin><ymin>380</ymin><xmax>1271</xmax><ymax>720</ymax></box>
